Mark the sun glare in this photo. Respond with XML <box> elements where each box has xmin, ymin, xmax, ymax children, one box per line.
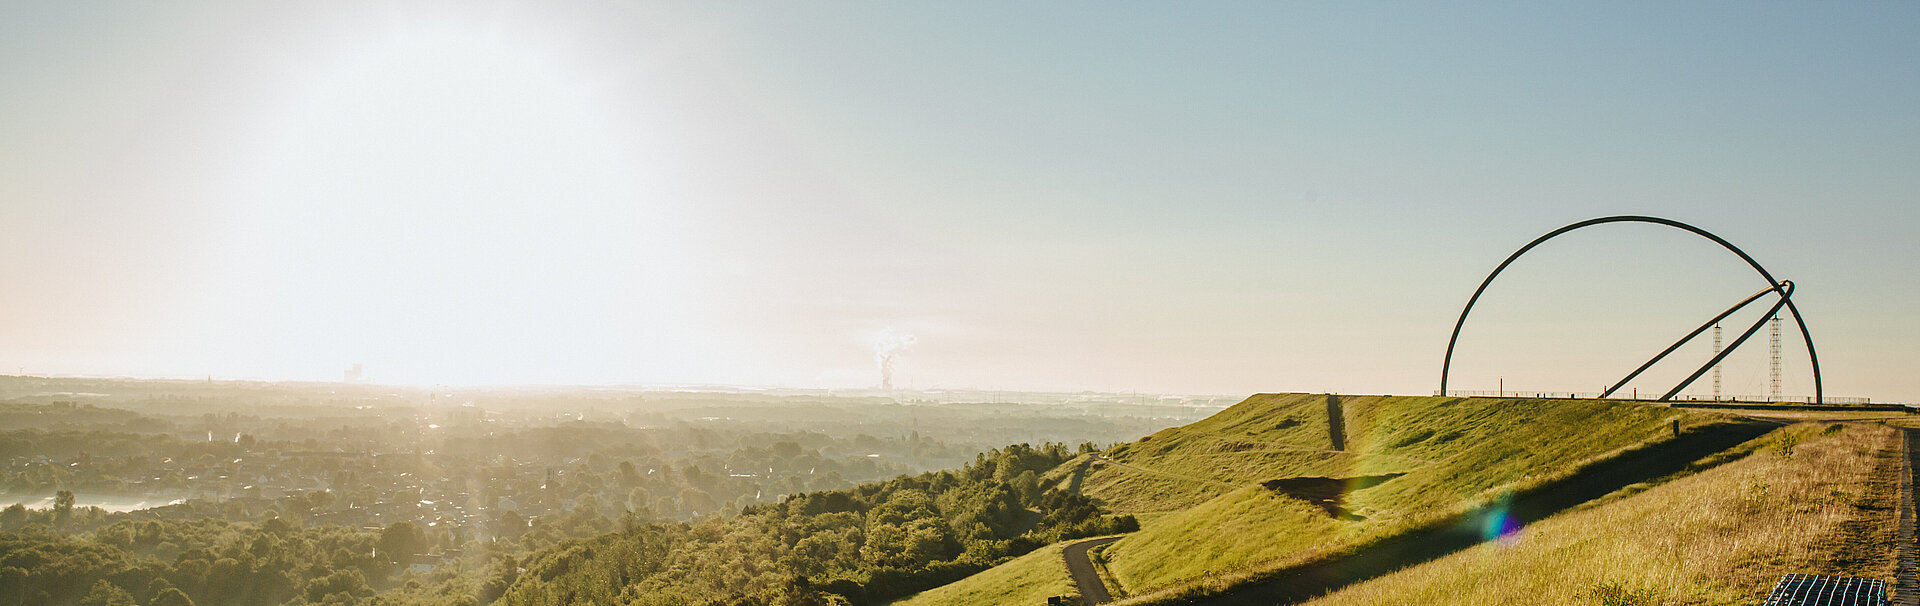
<box><xmin>216</xmin><ymin>15</ymin><xmax>698</xmax><ymax>385</ymax></box>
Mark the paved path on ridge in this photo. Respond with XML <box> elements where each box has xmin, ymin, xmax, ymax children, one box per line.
<box><xmin>1896</xmin><ymin>427</ymin><xmax>1918</xmax><ymax>606</ymax></box>
<box><xmin>1063</xmin><ymin>536</ymin><xmax>1123</xmax><ymax>604</ymax></box>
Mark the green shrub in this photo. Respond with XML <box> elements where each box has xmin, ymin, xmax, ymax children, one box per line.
<box><xmin>1586</xmin><ymin>581</ymin><xmax>1655</xmax><ymax>606</ymax></box>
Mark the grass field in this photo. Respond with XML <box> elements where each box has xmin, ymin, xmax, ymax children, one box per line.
<box><xmin>902</xmin><ymin>394</ymin><xmax>1762</xmax><ymax>605</ymax></box>
<box><xmin>1092</xmin><ymin>394</ymin><xmax>1741</xmax><ymax>601</ymax></box>
<box><xmin>1072</xmin><ymin>456</ymin><xmax>1236</xmax><ymax>514</ymax></box>
<box><xmin>1087</xmin><ymin>394</ymin><xmax>1724</xmax><ymax>517</ymax></box>
<box><xmin>1105</xmin><ymin>485</ymin><xmax>1343</xmax><ymax>593</ymax></box>
<box><xmin>1299</xmin><ymin>422</ymin><xmax>1901</xmax><ymax>605</ymax></box>
<box><xmin>889</xmin><ymin>541</ymin><xmax>1078</xmax><ymax>606</ymax></box>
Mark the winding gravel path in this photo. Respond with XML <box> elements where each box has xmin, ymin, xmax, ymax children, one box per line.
<box><xmin>1063</xmin><ymin>536</ymin><xmax>1123</xmax><ymax>604</ymax></box>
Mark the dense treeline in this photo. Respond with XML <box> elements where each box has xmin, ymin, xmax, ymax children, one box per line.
<box><xmin>0</xmin><ymin>517</ymin><xmax>393</xmax><ymax>606</ymax></box>
<box><xmin>0</xmin><ymin>403</ymin><xmax>172</xmax><ymax>433</ymax></box>
<box><xmin>0</xmin><ymin>378</ymin><xmax>1193</xmax><ymax>605</ymax></box>
<box><xmin>499</xmin><ymin>442</ymin><xmax>1135</xmax><ymax>606</ymax></box>
<box><xmin>1</xmin><ymin>442</ymin><xmax>1132</xmax><ymax>606</ymax></box>
<box><xmin>0</xmin><ymin>428</ymin><xmax>257</xmax><ymax>499</ymax></box>
<box><xmin>0</xmin><ymin>429</ymin><xmax>242</xmax><ymax>462</ymax></box>
<box><xmin>0</xmin><ymin>514</ymin><xmax>616</xmax><ymax>606</ymax></box>
<box><xmin>0</xmin><ymin>443</ymin><xmax>1134</xmax><ymax>605</ymax></box>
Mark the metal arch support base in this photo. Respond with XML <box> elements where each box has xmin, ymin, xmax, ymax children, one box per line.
<box><xmin>1438</xmin><ymin>216</ymin><xmax>1823</xmax><ymax>404</ymax></box>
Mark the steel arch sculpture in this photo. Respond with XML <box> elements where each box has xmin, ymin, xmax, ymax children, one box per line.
<box><xmin>1438</xmin><ymin>215</ymin><xmax>1823</xmax><ymax>403</ymax></box>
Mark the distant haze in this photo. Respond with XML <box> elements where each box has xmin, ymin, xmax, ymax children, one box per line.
<box><xmin>2</xmin><ymin>3</ymin><xmax>1917</xmax><ymax>401</ymax></box>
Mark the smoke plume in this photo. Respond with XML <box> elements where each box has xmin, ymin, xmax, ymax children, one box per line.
<box><xmin>874</xmin><ymin>330</ymin><xmax>917</xmax><ymax>390</ymax></box>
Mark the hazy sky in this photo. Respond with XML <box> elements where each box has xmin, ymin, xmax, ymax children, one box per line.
<box><xmin>3</xmin><ymin>2</ymin><xmax>1916</xmax><ymax>401</ymax></box>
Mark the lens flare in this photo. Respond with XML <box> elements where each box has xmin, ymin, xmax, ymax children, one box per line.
<box><xmin>1478</xmin><ymin>490</ymin><xmax>1527</xmax><ymax>546</ymax></box>
<box><xmin>1480</xmin><ymin>507</ymin><xmax>1522</xmax><ymax>545</ymax></box>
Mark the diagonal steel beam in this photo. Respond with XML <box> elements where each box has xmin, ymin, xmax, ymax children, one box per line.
<box><xmin>1659</xmin><ymin>281</ymin><xmax>1795</xmax><ymax>401</ymax></box>
<box><xmin>1600</xmin><ymin>281</ymin><xmax>1791</xmax><ymax>399</ymax></box>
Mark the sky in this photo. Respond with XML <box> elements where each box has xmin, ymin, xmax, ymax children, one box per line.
<box><xmin>1</xmin><ymin>2</ymin><xmax>1916</xmax><ymax>401</ymax></box>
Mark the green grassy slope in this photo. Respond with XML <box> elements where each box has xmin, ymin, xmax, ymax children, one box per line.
<box><xmin>1094</xmin><ymin>394</ymin><xmax>1718</xmax><ymax>516</ymax></box>
<box><xmin>1106</xmin><ymin>485</ymin><xmax>1342</xmax><ymax>594</ymax></box>
<box><xmin>1300</xmin><ymin>422</ymin><xmax>1900</xmax><ymax>605</ymax></box>
<box><xmin>1088</xmin><ymin>394</ymin><xmax>1737</xmax><ymax>601</ymax></box>
<box><xmin>891</xmin><ymin>540</ymin><xmax>1079</xmax><ymax>606</ymax></box>
<box><xmin>897</xmin><ymin>394</ymin><xmax>1743</xmax><ymax>605</ymax></box>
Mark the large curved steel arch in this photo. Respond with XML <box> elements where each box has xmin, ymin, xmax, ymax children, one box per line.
<box><xmin>1439</xmin><ymin>215</ymin><xmax>1823</xmax><ymax>403</ymax></box>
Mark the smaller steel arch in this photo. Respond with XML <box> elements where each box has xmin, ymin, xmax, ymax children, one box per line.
<box><xmin>1439</xmin><ymin>216</ymin><xmax>1822</xmax><ymax>403</ymax></box>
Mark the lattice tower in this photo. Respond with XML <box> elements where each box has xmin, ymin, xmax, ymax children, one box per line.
<box><xmin>1712</xmin><ymin>324</ymin><xmax>1722</xmax><ymax>400</ymax></box>
<box><xmin>1769</xmin><ymin>315</ymin><xmax>1782</xmax><ymax>402</ymax></box>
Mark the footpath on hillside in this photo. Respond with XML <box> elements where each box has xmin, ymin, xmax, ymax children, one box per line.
<box><xmin>1896</xmin><ymin>428</ymin><xmax>1918</xmax><ymax>606</ymax></box>
<box><xmin>1063</xmin><ymin>536</ymin><xmax>1123</xmax><ymax>604</ymax></box>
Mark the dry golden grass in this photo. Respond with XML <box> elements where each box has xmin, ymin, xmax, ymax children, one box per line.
<box><xmin>890</xmin><ymin>541</ymin><xmax>1079</xmax><ymax>606</ymax></box>
<box><xmin>1299</xmin><ymin>422</ymin><xmax>1901</xmax><ymax>606</ymax></box>
<box><xmin>1093</xmin><ymin>394</ymin><xmax>1735</xmax><ymax>602</ymax></box>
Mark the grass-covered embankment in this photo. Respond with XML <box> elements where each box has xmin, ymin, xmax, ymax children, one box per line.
<box><xmin>891</xmin><ymin>540</ymin><xmax>1079</xmax><ymax>606</ymax></box>
<box><xmin>1299</xmin><ymin>422</ymin><xmax>1901</xmax><ymax>605</ymax></box>
<box><xmin>1094</xmin><ymin>394</ymin><xmax>1740</xmax><ymax>600</ymax></box>
<box><xmin>1105</xmin><ymin>485</ymin><xmax>1342</xmax><ymax>593</ymax></box>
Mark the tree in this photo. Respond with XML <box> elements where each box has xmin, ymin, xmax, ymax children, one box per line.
<box><xmin>144</xmin><ymin>578</ymin><xmax>177</xmax><ymax>604</ymax></box>
<box><xmin>679</xmin><ymin>488</ymin><xmax>715</xmax><ymax>515</ymax></box>
<box><xmin>617</xmin><ymin>461</ymin><xmax>642</xmax><ymax>487</ymax></box>
<box><xmin>80</xmin><ymin>580</ymin><xmax>135</xmax><ymax>606</ymax></box>
<box><xmin>300</xmin><ymin>569</ymin><xmax>371</xmax><ymax>603</ymax></box>
<box><xmin>150</xmin><ymin>588</ymin><xmax>196</xmax><ymax>606</ymax></box>
<box><xmin>861</xmin><ymin>523</ymin><xmax>911</xmax><ymax>568</ymax></box>
<box><xmin>1</xmin><ymin>567</ymin><xmax>28</xmax><ymax>605</ymax></box>
<box><xmin>1012</xmin><ymin>470</ymin><xmax>1041</xmax><ymax>503</ymax></box>
<box><xmin>0</xmin><ymin>503</ymin><xmax>25</xmax><ymax>530</ymax></box>
<box><xmin>300</xmin><ymin>490</ymin><xmax>337</xmax><ymax>514</ymax></box>
<box><xmin>53</xmin><ymin>489</ymin><xmax>74</xmax><ymax>525</ymax></box>
<box><xmin>379</xmin><ymin>520</ymin><xmax>427</xmax><ymax>562</ymax></box>
<box><xmin>476</xmin><ymin>556</ymin><xmax>519</xmax><ymax>604</ymax></box>
<box><xmin>653</xmin><ymin>495</ymin><xmax>679</xmax><ymax>518</ymax></box>
<box><xmin>491</xmin><ymin>510</ymin><xmax>528</xmax><ymax>540</ymax></box>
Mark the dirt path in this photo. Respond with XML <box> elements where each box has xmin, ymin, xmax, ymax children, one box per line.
<box><xmin>1896</xmin><ymin>428</ymin><xmax>1917</xmax><ymax>605</ymax></box>
<box><xmin>1063</xmin><ymin>536</ymin><xmax>1123</xmax><ymax>604</ymax></box>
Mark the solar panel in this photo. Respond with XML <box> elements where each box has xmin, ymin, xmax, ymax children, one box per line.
<box><xmin>1762</xmin><ymin>574</ymin><xmax>1889</xmax><ymax>606</ymax></box>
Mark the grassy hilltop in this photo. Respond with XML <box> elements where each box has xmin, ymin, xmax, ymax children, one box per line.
<box><xmin>902</xmin><ymin>393</ymin><xmax>1761</xmax><ymax>605</ymax></box>
<box><xmin>1099</xmin><ymin>393</ymin><xmax>1731</xmax><ymax>601</ymax></box>
<box><xmin>1296</xmin><ymin>421</ymin><xmax>1901</xmax><ymax>605</ymax></box>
